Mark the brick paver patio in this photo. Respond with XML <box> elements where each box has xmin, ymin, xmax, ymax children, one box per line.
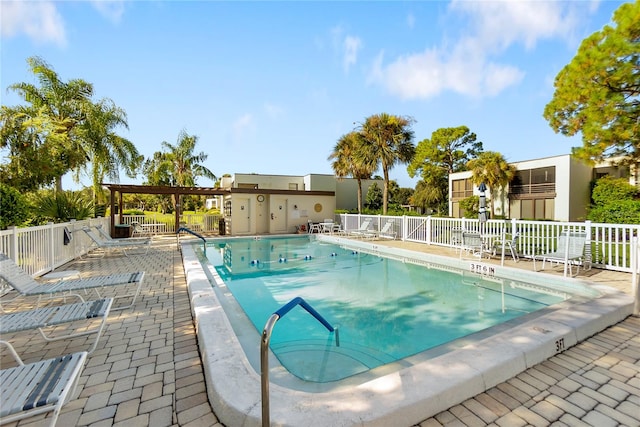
<box><xmin>1</xmin><ymin>236</ymin><xmax>638</xmax><ymax>426</ymax></box>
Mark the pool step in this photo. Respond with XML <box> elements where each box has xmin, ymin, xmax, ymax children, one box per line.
<box><xmin>271</xmin><ymin>339</ymin><xmax>396</xmax><ymax>382</ymax></box>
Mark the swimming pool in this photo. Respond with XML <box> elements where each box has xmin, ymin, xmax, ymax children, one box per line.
<box><xmin>182</xmin><ymin>234</ymin><xmax>633</xmax><ymax>426</ymax></box>
<box><xmin>204</xmin><ymin>236</ymin><xmax>577</xmax><ymax>383</ymax></box>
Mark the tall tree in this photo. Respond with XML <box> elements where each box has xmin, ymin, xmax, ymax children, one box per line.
<box><xmin>1</xmin><ymin>56</ymin><xmax>94</xmax><ymax>191</ymax></box>
<box><xmin>78</xmin><ymin>99</ymin><xmax>142</xmax><ymax>204</ymax></box>
<box><xmin>161</xmin><ymin>129</ymin><xmax>216</xmax><ymax>187</ymax></box>
<box><xmin>543</xmin><ymin>1</ymin><xmax>640</xmax><ymax>164</ymax></box>
<box><xmin>466</xmin><ymin>151</ymin><xmax>516</xmax><ymax>218</ymax></box>
<box><xmin>1</xmin><ymin>56</ymin><xmax>139</xmax><ymax>198</ymax></box>
<box><xmin>328</xmin><ymin>131</ymin><xmax>376</xmax><ymax>213</ymax></box>
<box><xmin>360</xmin><ymin>113</ymin><xmax>416</xmax><ymax>214</ymax></box>
<box><xmin>145</xmin><ymin>130</ymin><xmax>216</xmax><ymax>213</ymax></box>
<box><xmin>408</xmin><ymin>126</ymin><xmax>483</xmax><ymax>213</ymax></box>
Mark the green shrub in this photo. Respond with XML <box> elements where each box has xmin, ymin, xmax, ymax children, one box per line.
<box><xmin>588</xmin><ymin>177</ymin><xmax>640</xmax><ymax>223</ymax></box>
<box><xmin>32</xmin><ymin>191</ymin><xmax>94</xmax><ymax>223</ymax></box>
<box><xmin>0</xmin><ymin>183</ymin><xmax>30</xmax><ymax>229</ymax></box>
<box><xmin>123</xmin><ymin>209</ymin><xmax>144</xmax><ymax>215</ymax></box>
<box><xmin>459</xmin><ymin>195</ymin><xmax>479</xmax><ymax>218</ymax></box>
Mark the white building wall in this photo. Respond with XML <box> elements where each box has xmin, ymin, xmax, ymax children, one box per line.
<box><xmin>226</xmin><ymin>192</ymin><xmax>336</xmax><ymax>235</ymax></box>
<box><xmin>449</xmin><ymin>154</ymin><xmax>594</xmax><ymax>221</ymax></box>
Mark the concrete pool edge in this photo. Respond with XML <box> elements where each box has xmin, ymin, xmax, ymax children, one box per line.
<box><xmin>181</xmin><ymin>239</ymin><xmax>635</xmax><ymax>427</ymax></box>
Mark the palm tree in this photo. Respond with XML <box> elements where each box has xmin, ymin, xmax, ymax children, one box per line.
<box><xmin>161</xmin><ymin>130</ymin><xmax>216</xmax><ymax>187</ymax></box>
<box><xmin>360</xmin><ymin>113</ymin><xmax>416</xmax><ymax>214</ymax></box>
<box><xmin>328</xmin><ymin>131</ymin><xmax>376</xmax><ymax>213</ymax></box>
<box><xmin>157</xmin><ymin>130</ymin><xmax>217</xmax><ymax>214</ymax></box>
<box><xmin>78</xmin><ymin>99</ymin><xmax>142</xmax><ymax>204</ymax></box>
<box><xmin>467</xmin><ymin>151</ymin><xmax>516</xmax><ymax>218</ymax></box>
<box><xmin>5</xmin><ymin>56</ymin><xmax>94</xmax><ymax>192</ymax></box>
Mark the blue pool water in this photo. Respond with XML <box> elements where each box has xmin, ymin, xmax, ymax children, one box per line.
<box><xmin>203</xmin><ymin>236</ymin><xmax>567</xmax><ymax>383</ymax></box>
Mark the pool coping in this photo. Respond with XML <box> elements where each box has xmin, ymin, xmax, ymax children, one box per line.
<box><xmin>181</xmin><ymin>236</ymin><xmax>634</xmax><ymax>427</ymax></box>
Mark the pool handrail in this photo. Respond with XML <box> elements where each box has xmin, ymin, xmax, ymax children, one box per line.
<box><xmin>261</xmin><ymin>296</ymin><xmax>337</xmax><ymax>427</ymax></box>
<box><xmin>176</xmin><ymin>227</ymin><xmax>206</xmax><ymax>254</ymax></box>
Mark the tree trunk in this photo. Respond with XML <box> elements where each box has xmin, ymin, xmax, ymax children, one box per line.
<box><xmin>382</xmin><ymin>167</ymin><xmax>389</xmax><ymax>215</ymax></box>
<box><xmin>55</xmin><ymin>176</ymin><xmax>63</xmax><ymax>193</ymax></box>
<box><xmin>356</xmin><ymin>178</ymin><xmax>363</xmax><ymax>213</ymax></box>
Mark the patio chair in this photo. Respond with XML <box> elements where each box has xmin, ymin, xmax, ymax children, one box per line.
<box><xmin>0</xmin><ymin>253</ymin><xmax>145</xmax><ymax>311</ymax></box>
<box><xmin>81</xmin><ymin>227</ymin><xmax>151</xmax><ymax>256</ymax></box>
<box><xmin>348</xmin><ymin>219</ymin><xmax>373</xmax><ymax>238</ymax></box>
<box><xmin>94</xmin><ymin>224</ymin><xmax>151</xmax><ymax>244</ymax></box>
<box><xmin>0</xmin><ymin>298</ymin><xmax>113</xmax><ymax>354</ymax></box>
<box><xmin>450</xmin><ymin>227</ymin><xmax>464</xmax><ymax>252</ymax></box>
<box><xmin>0</xmin><ymin>340</ymin><xmax>87</xmax><ymax>427</ymax></box>
<box><xmin>460</xmin><ymin>232</ymin><xmax>489</xmax><ymax>259</ymax></box>
<box><xmin>493</xmin><ymin>232</ymin><xmax>520</xmax><ymax>262</ymax></box>
<box><xmin>533</xmin><ymin>230</ymin><xmax>587</xmax><ymax>277</ymax></box>
<box><xmin>374</xmin><ymin>220</ymin><xmax>397</xmax><ymax>240</ymax></box>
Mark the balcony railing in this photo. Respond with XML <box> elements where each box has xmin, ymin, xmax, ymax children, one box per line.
<box><xmin>509</xmin><ymin>183</ymin><xmax>556</xmax><ymax>195</ymax></box>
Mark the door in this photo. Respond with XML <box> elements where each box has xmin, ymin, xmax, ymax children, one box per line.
<box><xmin>234</xmin><ymin>197</ymin><xmax>251</xmax><ymax>234</ymax></box>
<box><xmin>271</xmin><ymin>198</ymin><xmax>288</xmax><ymax>233</ymax></box>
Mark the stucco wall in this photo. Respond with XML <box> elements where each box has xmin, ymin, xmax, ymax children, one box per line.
<box><xmin>227</xmin><ymin>193</ymin><xmax>335</xmax><ymax>235</ymax></box>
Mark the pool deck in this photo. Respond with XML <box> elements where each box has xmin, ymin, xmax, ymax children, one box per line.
<box><xmin>1</xmin><ymin>235</ymin><xmax>638</xmax><ymax>427</ymax></box>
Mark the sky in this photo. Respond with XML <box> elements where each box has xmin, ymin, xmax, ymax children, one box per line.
<box><xmin>0</xmin><ymin>0</ymin><xmax>629</xmax><ymax>190</ymax></box>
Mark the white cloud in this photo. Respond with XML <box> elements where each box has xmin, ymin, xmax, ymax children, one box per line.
<box><xmin>91</xmin><ymin>0</ymin><xmax>126</xmax><ymax>24</ymax></box>
<box><xmin>232</xmin><ymin>113</ymin><xmax>254</xmax><ymax>142</ymax></box>
<box><xmin>343</xmin><ymin>35</ymin><xmax>362</xmax><ymax>73</ymax></box>
<box><xmin>1</xmin><ymin>1</ymin><xmax>66</xmax><ymax>46</ymax></box>
<box><xmin>330</xmin><ymin>25</ymin><xmax>362</xmax><ymax>74</ymax></box>
<box><xmin>368</xmin><ymin>0</ymin><xmax>591</xmax><ymax>100</ymax></box>
<box><xmin>450</xmin><ymin>0</ymin><xmax>577</xmax><ymax>51</ymax></box>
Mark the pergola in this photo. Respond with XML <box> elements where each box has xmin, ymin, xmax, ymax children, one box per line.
<box><xmin>103</xmin><ymin>184</ymin><xmax>229</xmax><ymax>236</ymax></box>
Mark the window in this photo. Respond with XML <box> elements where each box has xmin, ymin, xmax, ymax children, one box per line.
<box><xmin>238</xmin><ymin>183</ymin><xmax>258</xmax><ymax>189</ymax></box>
<box><xmin>452</xmin><ymin>179</ymin><xmax>473</xmax><ymax>199</ymax></box>
<box><xmin>509</xmin><ymin>167</ymin><xmax>556</xmax><ymax>195</ymax></box>
<box><xmin>510</xmin><ymin>198</ymin><xmax>554</xmax><ymax>220</ymax></box>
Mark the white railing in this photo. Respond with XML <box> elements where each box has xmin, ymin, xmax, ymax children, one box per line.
<box><xmin>118</xmin><ymin>213</ymin><xmax>222</xmax><ymax>234</ymax></box>
<box><xmin>0</xmin><ymin>218</ymin><xmax>110</xmax><ymax>277</ymax></box>
<box><xmin>339</xmin><ymin>214</ymin><xmax>640</xmax><ymax>273</ymax></box>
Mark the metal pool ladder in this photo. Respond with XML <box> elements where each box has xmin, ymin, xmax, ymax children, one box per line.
<box><xmin>261</xmin><ymin>297</ymin><xmax>339</xmax><ymax>427</ymax></box>
<box><xmin>176</xmin><ymin>226</ymin><xmax>206</xmax><ymax>254</ymax></box>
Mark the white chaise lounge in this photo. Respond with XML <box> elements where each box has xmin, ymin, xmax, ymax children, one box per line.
<box><xmin>0</xmin><ymin>253</ymin><xmax>145</xmax><ymax>311</ymax></box>
<box><xmin>81</xmin><ymin>227</ymin><xmax>151</xmax><ymax>256</ymax></box>
<box><xmin>0</xmin><ymin>340</ymin><xmax>87</xmax><ymax>427</ymax></box>
<box><xmin>0</xmin><ymin>298</ymin><xmax>113</xmax><ymax>354</ymax></box>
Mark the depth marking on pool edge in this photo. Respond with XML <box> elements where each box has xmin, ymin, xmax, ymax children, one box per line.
<box><xmin>469</xmin><ymin>262</ymin><xmax>496</xmax><ymax>277</ymax></box>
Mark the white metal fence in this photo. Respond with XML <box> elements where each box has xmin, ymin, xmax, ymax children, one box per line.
<box><xmin>119</xmin><ymin>213</ymin><xmax>222</xmax><ymax>234</ymax></box>
<box><xmin>0</xmin><ymin>213</ymin><xmax>223</xmax><ymax>278</ymax></box>
<box><xmin>339</xmin><ymin>214</ymin><xmax>640</xmax><ymax>273</ymax></box>
<box><xmin>2</xmin><ymin>213</ymin><xmax>639</xmax><ymax>279</ymax></box>
<box><xmin>0</xmin><ymin>218</ymin><xmax>110</xmax><ymax>277</ymax></box>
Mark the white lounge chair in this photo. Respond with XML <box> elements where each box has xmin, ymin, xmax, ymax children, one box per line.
<box><xmin>348</xmin><ymin>219</ymin><xmax>373</xmax><ymax>238</ymax></box>
<box><xmin>0</xmin><ymin>298</ymin><xmax>113</xmax><ymax>354</ymax></box>
<box><xmin>0</xmin><ymin>340</ymin><xmax>87</xmax><ymax>427</ymax></box>
<box><xmin>460</xmin><ymin>232</ymin><xmax>489</xmax><ymax>258</ymax></box>
<box><xmin>94</xmin><ymin>224</ymin><xmax>151</xmax><ymax>244</ymax></box>
<box><xmin>375</xmin><ymin>220</ymin><xmax>397</xmax><ymax>240</ymax></box>
<box><xmin>533</xmin><ymin>230</ymin><xmax>587</xmax><ymax>277</ymax></box>
<box><xmin>81</xmin><ymin>227</ymin><xmax>151</xmax><ymax>256</ymax></box>
<box><xmin>0</xmin><ymin>253</ymin><xmax>145</xmax><ymax>311</ymax></box>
